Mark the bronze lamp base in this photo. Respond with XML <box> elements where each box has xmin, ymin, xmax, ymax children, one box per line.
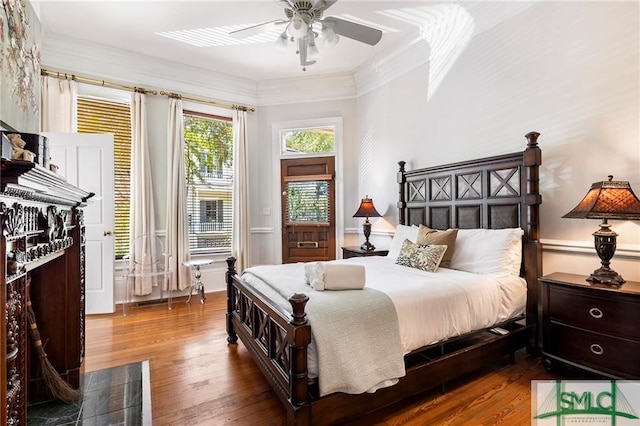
<box><xmin>587</xmin><ymin>221</ymin><xmax>625</xmax><ymax>285</ymax></box>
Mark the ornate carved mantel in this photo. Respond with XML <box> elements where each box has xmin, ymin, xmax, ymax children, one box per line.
<box><xmin>1</xmin><ymin>158</ymin><xmax>92</xmax><ymax>424</ymax></box>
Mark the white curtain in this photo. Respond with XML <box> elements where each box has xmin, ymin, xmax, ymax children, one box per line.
<box><xmin>130</xmin><ymin>92</ymin><xmax>156</xmax><ymax>295</ymax></box>
<box><xmin>232</xmin><ymin>109</ymin><xmax>251</xmax><ymax>272</ymax></box>
<box><xmin>165</xmin><ymin>98</ymin><xmax>191</xmax><ymax>290</ymax></box>
<box><xmin>40</xmin><ymin>75</ymin><xmax>77</xmax><ymax>132</ymax></box>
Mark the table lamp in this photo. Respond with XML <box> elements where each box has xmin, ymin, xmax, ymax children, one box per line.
<box><xmin>563</xmin><ymin>175</ymin><xmax>640</xmax><ymax>285</ymax></box>
<box><xmin>353</xmin><ymin>195</ymin><xmax>381</xmax><ymax>251</ymax></box>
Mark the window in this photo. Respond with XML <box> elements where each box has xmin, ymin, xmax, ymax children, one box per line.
<box><xmin>76</xmin><ymin>97</ymin><xmax>131</xmax><ymax>258</ymax></box>
<box><xmin>285</xmin><ymin>181</ymin><xmax>329</xmax><ymax>223</ymax></box>
<box><xmin>200</xmin><ymin>199</ymin><xmax>224</xmax><ymax>226</ymax></box>
<box><xmin>281</xmin><ymin>126</ymin><xmax>335</xmax><ymax>155</ymax></box>
<box><xmin>183</xmin><ymin>111</ymin><xmax>233</xmax><ymax>252</ymax></box>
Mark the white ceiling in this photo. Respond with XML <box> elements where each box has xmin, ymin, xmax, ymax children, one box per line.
<box><xmin>35</xmin><ymin>1</ymin><xmax>536</xmax><ymax>82</ymax></box>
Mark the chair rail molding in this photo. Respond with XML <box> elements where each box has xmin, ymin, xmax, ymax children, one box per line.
<box><xmin>541</xmin><ymin>238</ymin><xmax>640</xmax><ymax>259</ymax></box>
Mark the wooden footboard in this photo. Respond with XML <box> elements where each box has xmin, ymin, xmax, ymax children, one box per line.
<box><xmin>226</xmin><ymin>257</ymin><xmax>312</xmax><ymax>425</ymax></box>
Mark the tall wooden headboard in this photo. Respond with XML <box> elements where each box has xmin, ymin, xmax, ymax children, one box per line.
<box><xmin>396</xmin><ymin>132</ymin><xmax>542</xmax><ymax>339</ymax></box>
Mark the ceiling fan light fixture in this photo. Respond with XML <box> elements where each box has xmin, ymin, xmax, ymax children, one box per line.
<box><xmin>321</xmin><ymin>26</ymin><xmax>339</xmax><ymax>48</ymax></box>
<box><xmin>289</xmin><ymin>13</ymin><xmax>309</xmax><ymax>39</ymax></box>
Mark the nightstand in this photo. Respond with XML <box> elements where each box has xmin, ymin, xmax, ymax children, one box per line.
<box><xmin>342</xmin><ymin>246</ymin><xmax>389</xmax><ymax>259</ymax></box>
<box><xmin>539</xmin><ymin>272</ymin><xmax>640</xmax><ymax>378</ymax></box>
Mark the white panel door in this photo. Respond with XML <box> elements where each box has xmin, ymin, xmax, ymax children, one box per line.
<box><xmin>44</xmin><ymin>132</ymin><xmax>115</xmax><ymax>314</ymax></box>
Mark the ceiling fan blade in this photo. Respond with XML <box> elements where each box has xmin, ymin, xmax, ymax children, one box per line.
<box><xmin>310</xmin><ymin>0</ymin><xmax>337</xmax><ymax>12</ymax></box>
<box><xmin>322</xmin><ymin>16</ymin><xmax>382</xmax><ymax>46</ymax></box>
<box><xmin>276</xmin><ymin>0</ymin><xmax>293</xmax><ymax>8</ymax></box>
<box><xmin>229</xmin><ymin>20</ymin><xmax>284</xmax><ymax>39</ymax></box>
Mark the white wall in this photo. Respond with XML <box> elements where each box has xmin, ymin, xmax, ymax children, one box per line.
<box><xmin>41</xmin><ymin>0</ymin><xmax>639</xmax><ymax>291</ymax></box>
<box><xmin>355</xmin><ymin>1</ymin><xmax>640</xmax><ymax>280</ymax></box>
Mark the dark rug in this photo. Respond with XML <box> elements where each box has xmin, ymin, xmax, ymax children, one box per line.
<box><xmin>27</xmin><ymin>360</ymin><xmax>151</xmax><ymax>426</ymax></box>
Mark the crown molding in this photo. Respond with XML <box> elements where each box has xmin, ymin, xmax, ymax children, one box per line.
<box><xmin>256</xmin><ymin>72</ymin><xmax>357</xmax><ymax>106</ymax></box>
<box><xmin>41</xmin><ymin>31</ymin><xmax>426</xmax><ymax>106</ymax></box>
<box><xmin>41</xmin><ymin>34</ymin><xmax>258</xmax><ymax>107</ymax></box>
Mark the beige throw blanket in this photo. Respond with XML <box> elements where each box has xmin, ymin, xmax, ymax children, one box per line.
<box><xmin>243</xmin><ymin>263</ymin><xmax>406</xmax><ymax>396</ymax></box>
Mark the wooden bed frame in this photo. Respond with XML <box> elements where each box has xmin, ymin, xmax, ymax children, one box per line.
<box><xmin>226</xmin><ymin>131</ymin><xmax>542</xmax><ymax>425</ymax></box>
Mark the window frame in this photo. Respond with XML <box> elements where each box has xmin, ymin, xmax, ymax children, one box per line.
<box><xmin>182</xmin><ymin>101</ymin><xmax>234</xmax><ymax>257</ymax></box>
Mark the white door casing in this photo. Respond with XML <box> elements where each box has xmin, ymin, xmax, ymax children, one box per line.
<box><xmin>44</xmin><ymin>132</ymin><xmax>115</xmax><ymax>314</ymax></box>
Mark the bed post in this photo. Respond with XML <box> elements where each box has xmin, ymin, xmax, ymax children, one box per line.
<box><xmin>225</xmin><ymin>256</ymin><xmax>238</xmax><ymax>344</ymax></box>
<box><xmin>522</xmin><ymin>131</ymin><xmax>542</xmax><ymax>351</ymax></box>
<box><xmin>288</xmin><ymin>293</ymin><xmax>311</xmax><ymax>425</ymax></box>
<box><xmin>397</xmin><ymin>161</ymin><xmax>407</xmax><ymax>225</ymax></box>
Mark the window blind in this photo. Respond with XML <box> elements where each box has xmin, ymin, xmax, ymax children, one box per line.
<box><xmin>77</xmin><ymin>97</ymin><xmax>132</xmax><ymax>258</ymax></box>
<box><xmin>285</xmin><ymin>180</ymin><xmax>330</xmax><ymax>224</ymax></box>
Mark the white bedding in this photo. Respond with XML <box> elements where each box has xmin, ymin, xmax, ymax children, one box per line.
<box><xmin>241</xmin><ymin>256</ymin><xmax>526</xmax><ymax>379</ymax></box>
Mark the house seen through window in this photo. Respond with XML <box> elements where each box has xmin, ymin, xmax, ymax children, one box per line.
<box><xmin>184</xmin><ymin>111</ymin><xmax>234</xmax><ymax>252</ymax></box>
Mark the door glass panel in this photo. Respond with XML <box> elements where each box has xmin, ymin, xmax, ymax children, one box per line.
<box><xmin>285</xmin><ymin>181</ymin><xmax>329</xmax><ymax>223</ymax></box>
<box><xmin>281</xmin><ymin>127</ymin><xmax>335</xmax><ymax>155</ymax></box>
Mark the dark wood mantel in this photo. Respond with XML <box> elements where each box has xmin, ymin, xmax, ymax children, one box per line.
<box><xmin>1</xmin><ymin>157</ymin><xmax>91</xmax><ymax>424</ymax></box>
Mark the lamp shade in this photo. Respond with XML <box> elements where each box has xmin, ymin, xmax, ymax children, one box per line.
<box><xmin>288</xmin><ymin>14</ymin><xmax>309</xmax><ymax>39</ymax></box>
<box><xmin>353</xmin><ymin>196</ymin><xmax>381</xmax><ymax>218</ymax></box>
<box><xmin>321</xmin><ymin>26</ymin><xmax>339</xmax><ymax>48</ymax></box>
<box><xmin>563</xmin><ymin>176</ymin><xmax>640</xmax><ymax>220</ymax></box>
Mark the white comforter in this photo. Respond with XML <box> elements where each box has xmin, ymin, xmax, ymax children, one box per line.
<box><xmin>344</xmin><ymin>257</ymin><xmax>527</xmax><ymax>354</ymax></box>
<box><xmin>241</xmin><ymin>256</ymin><xmax>526</xmax><ymax>387</ymax></box>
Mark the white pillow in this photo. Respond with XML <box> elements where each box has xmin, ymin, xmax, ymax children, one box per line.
<box><xmin>387</xmin><ymin>224</ymin><xmax>419</xmax><ymax>260</ymax></box>
<box><xmin>449</xmin><ymin>228</ymin><xmax>524</xmax><ymax>276</ymax></box>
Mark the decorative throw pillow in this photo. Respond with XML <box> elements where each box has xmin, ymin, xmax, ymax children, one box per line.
<box><xmin>395</xmin><ymin>239</ymin><xmax>447</xmax><ymax>273</ymax></box>
<box><xmin>416</xmin><ymin>225</ymin><xmax>458</xmax><ymax>268</ymax></box>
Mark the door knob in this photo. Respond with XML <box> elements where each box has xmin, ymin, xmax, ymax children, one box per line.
<box><xmin>103</xmin><ymin>230</ymin><xmax>113</xmax><ymax>236</ymax></box>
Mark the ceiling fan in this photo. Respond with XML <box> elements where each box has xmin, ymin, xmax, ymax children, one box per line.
<box><xmin>229</xmin><ymin>0</ymin><xmax>383</xmax><ymax>71</ymax></box>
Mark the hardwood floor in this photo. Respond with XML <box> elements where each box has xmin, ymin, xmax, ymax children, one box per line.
<box><xmin>85</xmin><ymin>291</ymin><xmax>557</xmax><ymax>425</ymax></box>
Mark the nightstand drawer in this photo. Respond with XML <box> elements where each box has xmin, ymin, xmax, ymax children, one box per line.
<box><xmin>550</xmin><ymin>324</ymin><xmax>640</xmax><ymax>377</ymax></box>
<box><xmin>548</xmin><ymin>286</ymin><xmax>640</xmax><ymax>340</ymax></box>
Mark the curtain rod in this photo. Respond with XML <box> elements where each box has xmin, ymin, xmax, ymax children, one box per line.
<box><xmin>159</xmin><ymin>91</ymin><xmax>255</xmax><ymax>112</ymax></box>
<box><xmin>41</xmin><ymin>68</ymin><xmax>255</xmax><ymax>113</ymax></box>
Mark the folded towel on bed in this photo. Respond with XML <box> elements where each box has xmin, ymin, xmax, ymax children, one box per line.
<box><xmin>305</xmin><ymin>262</ymin><xmax>366</xmax><ymax>291</ymax></box>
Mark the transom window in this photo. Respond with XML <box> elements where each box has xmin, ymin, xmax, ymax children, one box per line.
<box><xmin>280</xmin><ymin>126</ymin><xmax>335</xmax><ymax>155</ymax></box>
